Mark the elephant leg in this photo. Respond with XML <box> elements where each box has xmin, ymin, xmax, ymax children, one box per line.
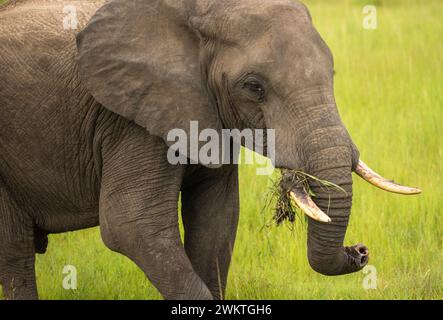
<box><xmin>98</xmin><ymin>126</ymin><xmax>212</xmax><ymax>300</ymax></box>
<box><xmin>181</xmin><ymin>165</ymin><xmax>240</xmax><ymax>300</ymax></box>
<box><xmin>0</xmin><ymin>180</ymin><xmax>37</xmax><ymax>300</ymax></box>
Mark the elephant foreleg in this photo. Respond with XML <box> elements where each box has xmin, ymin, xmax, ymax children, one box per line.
<box><xmin>98</xmin><ymin>126</ymin><xmax>212</xmax><ymax>300</ymax></box>
<box><xmin>0</xmin><ymin>179</ymin><xmax>37</xmax><ymax>300</ymax></box>
<box><xmin>181</xmin><ymin>165</ymin><xmax>240</xmax><ymax>300</ymax></box>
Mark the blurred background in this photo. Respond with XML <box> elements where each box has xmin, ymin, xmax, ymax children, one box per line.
<box><xmin>1</xmin><ymin>0</ymin><xmax>441</xmax><ymax>299</ymax></box>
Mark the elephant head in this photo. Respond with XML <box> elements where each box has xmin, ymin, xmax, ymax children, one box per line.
<box><xmin>76</xmin><ymin>0</ymin><xmax>421</xmax><ymax>276</ymax></box>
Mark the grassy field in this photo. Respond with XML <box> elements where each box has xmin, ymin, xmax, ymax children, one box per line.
<box><xmin>1</xmin><ymin>0</ymin><xmax>442</xmax><ymax>300</ymax></box>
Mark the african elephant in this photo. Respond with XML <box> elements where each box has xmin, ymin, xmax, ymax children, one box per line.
<box><xmin>0</xmin><ymin>0</ymin><xmax>420</xmax><ymax>300</ymax></box>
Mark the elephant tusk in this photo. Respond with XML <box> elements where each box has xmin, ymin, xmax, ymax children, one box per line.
<box><xmin>289</xmin><ymin>189</ymin><xmax>332</xmax><ymax>223</ymax></box>
<box><xmin>354</xmin><ymin>160</ymin><xmax>422</xmax><ymax>195</ymax></box>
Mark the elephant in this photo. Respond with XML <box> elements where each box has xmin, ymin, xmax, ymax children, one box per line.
<box><xmin>0</xmin><ymin>0</ymin><xmax>421</xmax><ymax>300</ymax></box>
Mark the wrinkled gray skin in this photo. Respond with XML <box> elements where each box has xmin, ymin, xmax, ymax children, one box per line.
<box><xmin>0</xmin><ymin>0</ymin><xmax>369</xmax><ymax>300</ymax></box>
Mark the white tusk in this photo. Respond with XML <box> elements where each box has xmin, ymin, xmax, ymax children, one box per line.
<box><xmin>355</xmin><ymin>160</ymin><xmax>422</xmax><ymax>195</ymax></box>
<box><xmin>290</xmin><ymin>189</ymin><xmax>332</xmax><ymax>223</ymax></box>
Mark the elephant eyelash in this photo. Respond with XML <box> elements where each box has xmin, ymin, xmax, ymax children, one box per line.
<box><xmin>241</xmin><ymin>77</ymin><xmax>267</xmax><ymax>103</ymax></box>
<box><xmin>243</xmin><ymin>80</ymin><xmax>264</xmax><ymax>92</ymax></box>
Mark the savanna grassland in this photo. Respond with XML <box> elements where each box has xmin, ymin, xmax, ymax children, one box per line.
<box><xmin>1</xmin><ymin>0</ymin><xmax>442</xmax><ymax>299</ymax></box>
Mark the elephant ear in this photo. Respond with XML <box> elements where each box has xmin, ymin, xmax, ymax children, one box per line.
<box><xmin>76</xmin><ymin>0</ymin><xmax>222</xmax><ymax>166</ymax></box>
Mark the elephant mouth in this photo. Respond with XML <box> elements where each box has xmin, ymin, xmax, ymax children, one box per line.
<box><xmin>276</xmin><ymin>160</ymin><xmax>421</xmax><ymax>224</ymax></box>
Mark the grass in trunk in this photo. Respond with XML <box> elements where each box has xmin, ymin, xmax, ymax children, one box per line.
<box><xmin>264</xmin><ymin>170</ymin><xmax>347</xmax><ymax>226</ymax></box>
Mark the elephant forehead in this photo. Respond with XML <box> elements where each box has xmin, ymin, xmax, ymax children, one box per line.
<box><xmin>204</xmin><ymin>0</ymin><xmax>327</xmax><ymax>70</ymax></box>
<box><xmin>208</xmin><ymin>0</ymin><xmax>312</xmax><ymax>36</ymax></box>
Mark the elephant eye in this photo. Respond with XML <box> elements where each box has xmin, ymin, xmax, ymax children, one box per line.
<box><xmin>243</xmin><ymin>80</ymin><xmax>266</xmax><ymax>102</ymax></box>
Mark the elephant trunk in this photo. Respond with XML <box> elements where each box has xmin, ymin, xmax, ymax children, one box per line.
<box><xmin>303</xmin><ymin>143</ymin><xmax>368</xmax><ymax>276</ymax></box>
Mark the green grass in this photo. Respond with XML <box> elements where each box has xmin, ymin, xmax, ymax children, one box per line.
<box><xmin>2</xmin><ymin>0</ymin><xmax>442</xmax><ymax>300</ymax></box>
